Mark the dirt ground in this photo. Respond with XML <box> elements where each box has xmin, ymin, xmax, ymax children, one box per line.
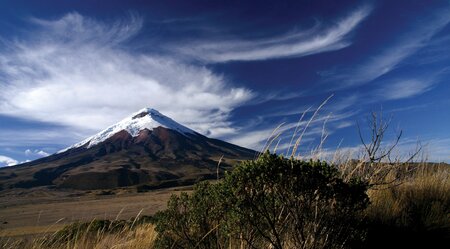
<box><xmin>0</xmin><ymin>186</ymin><xmax>190</xmax><ymax>237</ymax></box>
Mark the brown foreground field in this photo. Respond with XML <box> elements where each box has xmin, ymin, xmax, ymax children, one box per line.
<box><xmin>0</xmin><ymin>161</ymin><xmax>448</xmax><ymax>249</ymax></box>
<box><xmin>0</xmin><ymin>186</ymin><xmax>190</xmax><ymax>238</ymax></box>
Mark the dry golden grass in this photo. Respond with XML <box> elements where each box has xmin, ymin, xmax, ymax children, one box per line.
<box><xmin>60</xmin><ymin>223</ymin><xmax>157</xmax><ymax>249</ymax></box>
<box><xmin>358</xmin><ymin>162</ymin><xmax>450</xmax><ymax>249</ymax></box>
<box><xmin>0</xmin><ymin>224</ymin><xmax>156</xmax><ymax>249</ymax></box>
<box><xmin>0</xmin><ymin>222</ymin><xmax>157</xmax><ymax>249</ymax></box>
<box><xmin>0</xmin><ymin>224</ymin><xmax>65</xmax><ymax>237</ymax></box>
<box><xmin>365</xmin><ymin>163</ymin><xmax>450</xmax><ymax>228</ymax></box>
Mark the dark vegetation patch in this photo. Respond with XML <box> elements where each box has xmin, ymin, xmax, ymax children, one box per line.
<box><xmin>57</xmin><ymin>168</ymin><xmax>150</xmax><ymax>190</ymax></box>
<box><xmin>364</xmin><ymin>222</ymin><xmax>449</xmax><ymax>249</ymax></box>
<box><xmin>152</xmin><ymin>152</ymin><xmax>369</xmax><ymax>249</ymax></box>
<box><xmin>33</xmin><ymin>156</ymin><xmax>94</xmax><ymax>185</ymax></box>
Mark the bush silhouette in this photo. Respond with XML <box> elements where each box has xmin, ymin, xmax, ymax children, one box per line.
<box><xmin>153</xmin><ymin>152</ymin><xmax>369</xmax><ymax>249</ymax></box>
<box><xmin>153</xmin><ymin>181</ymin><xmax>230</xmax><ymax>248</ymax></box>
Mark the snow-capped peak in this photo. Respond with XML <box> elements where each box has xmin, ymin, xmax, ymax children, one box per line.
<box><xmin>58</xmin><ymin>108</ymin><xmax>196</xmax><ymax>153</ymax></box>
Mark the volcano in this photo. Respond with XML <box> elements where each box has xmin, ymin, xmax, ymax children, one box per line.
<box><xmin>0</xmin><ymin>108</ymin><xmax>256</xmax><ymax>190</ymax></box>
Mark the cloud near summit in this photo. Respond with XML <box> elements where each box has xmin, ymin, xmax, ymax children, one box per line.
<box><xmin>0</xmin><ymin>155</ymin><xmax>18</xmax><ymax>167</ymax></box>
<box><xmin>0</xmin><ymin>6</ymin><xmax>371</xmax><ymax>141</ymax></box>
<box><xmin>0</xmin><ymin>13</ymin><xmax>253</xmax><ymax>137</ymax></box>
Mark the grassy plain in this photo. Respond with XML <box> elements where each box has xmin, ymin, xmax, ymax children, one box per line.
<box><xmin>0</xmin><ymin>186</ymin><xmax>190</xmax><ymax>238</ymax></box>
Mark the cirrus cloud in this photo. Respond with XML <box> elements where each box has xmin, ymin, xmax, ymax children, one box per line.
<box><xmin>0</xmin><ymin>12</ymin><xmax>253</xmax><ymax>138</ymax></box>
<box><xmin>323</xmin><ymin>6</ymin><xmax>450</xmax><ymax>89</ymax></box>
<box><xmin>171</xmin><ymin>5</ymin><xmax>372</xmax><ymax>62</ymax></box>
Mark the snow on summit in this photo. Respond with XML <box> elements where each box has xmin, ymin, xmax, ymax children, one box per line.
<box><xmin>59</xmin><ymin>108</ymin><xmax>196</xmax><ymax>153</ymax></box>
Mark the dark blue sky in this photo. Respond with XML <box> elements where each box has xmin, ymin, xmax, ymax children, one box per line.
<box><xmin>0</xmin><ymin>0</ymin><xmax>449</xmax><ymax>165</ymax></box>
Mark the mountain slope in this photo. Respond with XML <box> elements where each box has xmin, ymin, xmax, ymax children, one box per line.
<box><xmin>0</xmin><ymin>108</ymin><xmax>256</xmax><ymax>190</ymax></box>
<box><xmin>59</xmin><ymin>108</ymin><xmax>197</xmax><ymax>152</ymax></box>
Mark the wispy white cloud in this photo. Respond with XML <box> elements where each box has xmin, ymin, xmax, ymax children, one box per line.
<box><xmin>371</xmin><ymin>66</ymin><xmax>450</xmax><ymax>101</ymax></box>
<box><xmin>334</xmin><ymin>121</ymin><xmax>353</xmax><ymax>129</ymax></box>
<box><xmin>228</xmin><ymin>120</ymin><xmax>321</xmax><ymax>151</ymax></box>
<box><xmin>377</xmin><ymin>79</ymin><xmax>435</xmax><ymax>100</ymax></box>
<box><xmin>25</xmin><ymin>149</ymin><xmax>50</xmax><ymax>157</ymax></box>
<box><xmin>422</xmin><ymin>138</ymin><xmax>450</xmax><ymax>163</ymax></box>
<box><xmin>0</xmin><ymin>155</ymin><xmax>18</xmax><ymax>167</ymax></box>
<box><xmin>29</xmin><ymin>12</ymin><xmax>143</xmax><ymax>46</ymax></box>
<box><xmin>411</xmin><ymin>34</ymin><xmax>450</xmax><ymax>66</ymax></box>
<box><xmin>0</xmin><ymin>12</ymin><xmax>253</xmax><ymax>139</ymax></box>
<box><xmin>370</xmin><ymin>136</ymin><xmax>450</xmax><ymax>163</ymax></box>
<box><xmin>227</xmin><ymin>127</ymin><xmax>277</xmax><ymax>150</ymax></box>
<box><xmin>0</xmin><ymin>127</ymin><xmax>88</xmax><ymax>147</ymax></box>
<box><xmin>310</xmin><ymin>135</ymin><xmax>450</xmax><ymax>163</ymax></box>
<box><xmin>324</xmin><ymin>7</ymin><xmax>450</xmax><ymax>88</ymax></box>
<box><xmin>228</xmin><ymin>101</ymin><xmax>359</xmax><ymax>152</ymax></box>
<box><xmin>172</xmin><ymin>5</ymin><xmax>372</xmax><ymax>62</ymax></box>
<box><xmin>384</xmin><ymin>103</ymin><xmax>430</xmax><ymax>114</ymax></box>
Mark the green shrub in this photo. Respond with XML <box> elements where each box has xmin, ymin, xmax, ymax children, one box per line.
<box><xmin>153</xmin><ymin>152</ymin><xmax>369</xmax><ymax>249</ymax></box>
<box><xmin>224</xmin><ymin>152</ymin><xmax>369</xmax><ymax>249</ymax></box>
<box><xmin>153</xmin><ymin>181</ymin><xmax>230</xmax><ymax>249</ymax></box>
